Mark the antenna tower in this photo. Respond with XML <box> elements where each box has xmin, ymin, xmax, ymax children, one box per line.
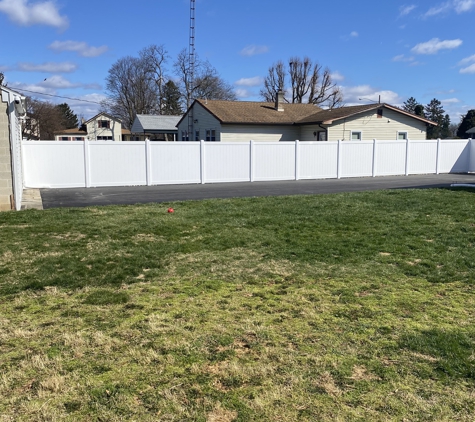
<box><xmin>187</xmin><ymin>0</ymin><xmax>196</xmax><ymax>141</ymax></box>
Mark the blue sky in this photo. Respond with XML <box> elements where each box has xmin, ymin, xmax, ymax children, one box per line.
<box><xmin>0</xmin><ymin>0</ymin><xmax>474</xmax><ymax>122</ymax></box>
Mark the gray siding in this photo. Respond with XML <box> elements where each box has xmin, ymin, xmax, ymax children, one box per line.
<box><xmin>177</xmin><ymin>102</ymin><xmax>221</xmax><ymax>141</ymax></box>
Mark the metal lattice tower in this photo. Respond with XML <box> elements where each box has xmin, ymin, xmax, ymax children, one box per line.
<box><xmin>187</xmin><ymin>0</ymin><xmax>196</xmax><ymax>140</ymax></box>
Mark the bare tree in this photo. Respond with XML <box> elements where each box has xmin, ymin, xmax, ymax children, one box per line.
<box><xmin>139</xmin><ymin>44</ymin><xmax>169</xmax><ymax>113</ymax></box>
<box><xmin>102</xmin><ymin>55</ymin><xmax>159</xmax><ymax>129</ymax></box>
<box><xmin>174</xmin><ymin>49</ymin><xmax>236</xmax><ymax>108</ymax></box>
<box><xmin>259</xmin><ymin>61</ymin><xmax>285</xmax><ymax>103</ymax></box>
<box><xmin>260</xmin><ymin>57</ymin><xmax>343</xmax><ymax>109</ymax></box>
<box><xmin>23</xmin><ymin>97</ymin><xmax>65</xmax><ymax>140</ymax></box>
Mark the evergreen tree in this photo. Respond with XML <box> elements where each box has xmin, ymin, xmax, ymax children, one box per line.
<box><xmin>457</xmin><ymin>109</ymin><xmax>475</xmax><ymax>139</ymax></box>
<box><xmin>414</xmin><ymin>104</ymin><xmax>425</xmax><ymax>117</ymax></box>
<box><xmin>402</xmin><ymin>97</ymin><xmax>419</xmax><ymax>114</ymax></box>
<box><xmin>162</xmin><ymin>80</ymin><xmax>183</xmax><ymax>115</ymax></box>
<box><xmin>441</xmin><ymin>114</ymin><xmax>451</xmax><ymax>139</ymax></box>
<box><xmin>425</xmin><ymin>98</ymin><xmax>445</xmax><ymax>139</ymax></box>
<box><xmin>56</xmin><ymin>103</ymin><xmax>79</xmax><ymax>129</ymax></box>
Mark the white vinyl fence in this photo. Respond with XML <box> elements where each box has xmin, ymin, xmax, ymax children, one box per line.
<box><xmin>22</xmin><ymin>139</ymin><xmax>474</xmax><ymax>189</ymax></box>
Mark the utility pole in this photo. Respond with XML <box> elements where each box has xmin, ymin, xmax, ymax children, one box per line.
<box><xmin>187</xmin><ymin>0</ymin><xmax>196</xmax><ymax>141</ymax></box>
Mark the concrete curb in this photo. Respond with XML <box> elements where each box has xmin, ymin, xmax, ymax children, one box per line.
<box><xmin>21</xmin><ymin>189</ymin><xmax>43</xmax><ymax>210</ymax></box>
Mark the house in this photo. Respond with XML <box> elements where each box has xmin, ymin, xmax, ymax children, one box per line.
<box><xmin>54</xmin><ymin>112</ymin><xmax>124</xmax><ymax>141</ymax></box>
<box><xmin>466</xmin><ymin>127</ymin><xmax>475</xmax><ymax>137</ymax></box>
<box><xmin>130</xmin><ymin>114</ymin><xmax>182</xmax><ymax>141</ymax></box>
<box><xmin>0</xmin><ymin>86</ymin><xmax>25</xmax><ymax>210</ymax></box>
<box><xmin>176</xmin><ymin>92</ymin><xmax>437</xmax><ymax>142</ymax></box>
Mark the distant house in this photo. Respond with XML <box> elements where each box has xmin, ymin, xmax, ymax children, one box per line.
<box><xmin>0</xmin><ymin>86</ymin><xmax>25</xmax><ymax>210</ymax></box>
<box><xmin>54</xmin><ymin>112</ymin><xmax>125</xmax><ymax>141</ymax></box>
<box><xmin>466</xmin><ymin>127</ymin><xmax>475</xmax><ymax>137</ymax></box>
<box><xmin>177</xmin><ymin>93</ymin><xmax>437</xmax><ymax>142</ymax></box>
<box><xmin>131</xmin><ymin>114</ymin><xmax>182</xmax><ymax>141</ymax></box>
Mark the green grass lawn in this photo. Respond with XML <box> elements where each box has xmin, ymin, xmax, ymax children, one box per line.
<box><xmin>1</xmin><ymin>188</ymin><xmax>475</xmax><ymax>421</ymax></box>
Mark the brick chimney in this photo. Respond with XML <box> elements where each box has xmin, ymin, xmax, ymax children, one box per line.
<box><xmin>275</xmin><ymin>90</ymin><xmax>285</xmax><ymax>112</ymax></box>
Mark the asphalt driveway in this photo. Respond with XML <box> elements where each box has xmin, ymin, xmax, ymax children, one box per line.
<box><xmin>38</xmin><ymin>174</ymin><xmax>475</xmax><ymax>209</ymax></box>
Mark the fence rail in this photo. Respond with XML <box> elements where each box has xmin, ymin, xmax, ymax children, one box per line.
<box><xmin>21</xmin><ymin>139</ymin><xmax>474</xmax><ymax>189</ymax></box>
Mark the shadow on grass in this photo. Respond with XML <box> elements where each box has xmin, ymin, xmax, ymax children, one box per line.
<box><xmin>399</xmin><ymin>328</ymin><xmax>475</xmax><ymax>380</ymax></box>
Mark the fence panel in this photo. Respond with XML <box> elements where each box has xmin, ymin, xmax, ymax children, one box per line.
<box><xmin>88</xmin><ymin>142</ymin><xmax>147</xmax><ymax>187</ymax></box>
<box><xmin>22</xmin><ymin>141</ymin><xmax>86</xmax><ymax>188</ymax></box>
<box><xmin>375</xmin><ymin>141</ymin><xmax>407</xmax><ymax>176</ymax></box>
<box><xmin>437</xmin><ymin>140</ymin><xmax>470</xmax><ymax>174</ymax></box>
<box><xmin>299</xmin><ymin>142</ymin><xmax>338</xmax><ymax>179</ymax></box>
<box><xmin>254</xmin><ymin>142</ymin><xmax>296</xmax><ymax>181</ymax></box>
<box><xmin>150</xmin><ymin>143</ymin><xmax>201</xmax><ymax>184</ymax></box>
<box><xmin>204</xmin><ymin>143</ymin><xmax>251</xmax><ymax>183</ymax></box>
<box><xmin>340</xmin><ymin>141</ymin><xmax>374</xmax><ymax>178</ymax></box>
<box><xmin>408</xmin><ymin>140</ymin><xmax>438</xmax><ymax>174</ymax></box>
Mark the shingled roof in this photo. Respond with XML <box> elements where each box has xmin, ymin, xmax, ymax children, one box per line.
<box><xmin>186</xmin><ymin>99</ymin><xmax>322</xmax><ymax>125</ymax></box>
<box><xmin>298</xmin><ymin>103</ymin><xmax>437</xmax><ymax>126</ymax></box>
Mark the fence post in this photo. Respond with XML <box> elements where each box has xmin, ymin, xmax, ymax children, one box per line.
<box><xmin>372</xmin><ymin>139</ymin><xmax>377</xmax><ymax>177</ymax></box>
<box><xmin>200</xmin><ymin>140</ymin><xmax>205</xmax><ymax>184</ymax></box>
<box><xmin>436</xmin><ymin>138</ymin><xmax>441</xmax><ymax>175</ymax></box>
<box><xmin>250</xmin><ymin>140</ymin><xmax>254</xmax><ymax>182</ymax></box>
<box><xmin>84</xmin><ymin>139</ymin><xmax>91</xmax><ymax>188</ymax></box>
<box><xmin>337</xmin><ymin>140</ymin><xmax>342</xmax><ymax>179</ymax></box>
<box><xmin>405</xmin><ymin>138</ymin><xmax>410</xmax><ymax>176</ymax></box>
<box><xmin>470</xmin><ymin>139</ymin><xmax>473</xmax><ymax>173</ymax></box>
<box><xmin>145</xmin><ymin>139</ymin><xmax>152</xmax><ymax>186</ymax></box>
<box><xmin>295</xmin><ymin>140</ymin><xmax>300</xmax><ymax>180</ymax></box>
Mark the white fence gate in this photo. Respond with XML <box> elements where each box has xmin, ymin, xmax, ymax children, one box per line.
<box><xmin>21</xmin><ymin>139</ymin><xmax>474</xmax><ymax>189</ymax></box>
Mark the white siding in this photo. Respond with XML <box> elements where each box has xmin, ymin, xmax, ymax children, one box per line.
<box><xmin>177</xmin><ymin>102</ymin><xmax>221</xmax><ymax>141</ymax></box>
<box><xmin>221</xmin><ymin>125</ymin><xmax>300</xmax><ymax>142</ymax></box>
<box><xmin>86</xmin><ymin>113</ymin><xmax>122</xmax><ymax>141</ymax></box>
<box><xmin>327</xmin><ymin>108</ymin><xmax>427</xmax><ymax>141</ymax></box>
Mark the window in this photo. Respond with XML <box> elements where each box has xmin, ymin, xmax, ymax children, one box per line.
<box><xmin>377</xmin><ymin>109</ymin><xmax>383</xmax><ymax>118</ymax></box>
<box><xmin>195</xmin><ymin>130</ymin><xmax>200</xmax><ymax>141</ymax></box>
<box><xmin>98</xmin><ymin>120</ymin><xmax>110</xmax><ymax>128</ymax></box>
<box><xmin>74</xmin><ymin>137</ymin><xmax>84</xmax><ymax>141</ymax></box>
<box><xmin>397</xmin><ymin>132</ymin><xmax>408</xmax><ymax>140</ymax></box>
<box><xmin>206</xmin><ymin>129</ymin><xmax>216</xmax><ymax>142</ymax></box>
<box><xmin>181</xmin><ymin>131</ymin><xmax>189</xmax><ymax>142</ymax></box>
<box><xmin>60</xmin><ymin>137</ymin><xmax>69</xmax><ymax>141</ymax></box>
<box><xmin>317</xmin><ymin>132</ymin><xmax>327</xmax><ymax>141</ymax></box>
<box><xmin>97</xmin><ymin>136</ymin><xmax>113</xmax><ymax>140</ymax></box>
<box><xmin>351</xmin><ymin>131</ymin><xmax>362</xmax><ymax>141</ymax></box>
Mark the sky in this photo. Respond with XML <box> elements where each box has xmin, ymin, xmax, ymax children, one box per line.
<box><xmin>0</xmin><ymin>0</ymin><xmax>474</xmax><ymax>122</ymax></box>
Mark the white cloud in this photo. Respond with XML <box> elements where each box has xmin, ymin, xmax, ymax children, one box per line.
<box><xmin>392</xmin><ymin>54</ymin><xmax>415</xmax><ymax>62</ymax></box>
<box><xmin>458</xmin><ymin>54</ymin><xmax>475</xmax><ymax>65</ymax></box>
<box><xmin>330</xmin><ymin>71</ymin><xmax>344</xmax><ymax>82</ymax></box>
<box><xmin>0</xmin><ymin>0</ymin><xmax>68</xmax><ymax>28</ymax></box>
<box><xmin>49</xmin><ymin>41</ymin><xmax>108</xmax><ymax>57</ymax></box>
<box><xmin>460</xmin><ymin>63</ymin><xmax>475</xmax><ymax>73</ymax></box>
<box><xmin>454</xmin><ymin>0</ymin><xmax>475</xmax><ymax>12</ymax></box>
<box><xmin>17</xmin><ymin>62</ymin><xmax>77</xmax><ymax>73</ymax></box>
<box><xmin>41</xmin><ymin>75</ymin><xmax>80</xmax><ymax>89</ymax></box>
<box><xmin>424</xmin><ymin>0</ymin><xmax>475</xmax><ymax>16</ymax></box>
<box><xmin>240</xmin><ymin>45</ymin><xmax>269</xmax><ymax>57</ymax></box>
<box><xmin>399</xmin><ymin>5</ymin><xmax>417</xmax><ymax>16</ymax></box>
<box><xmin>342</xmin><ymin>85</ymin><xmax>402</xmax><ymax>106</ymax></box>
<box><xmin>350</xmin><ymin>31</ymin><xmax>358</xmax><ymax>37</ymax></box>
<box><xmin>235</xmin><ymin>76</ymin><xmax>263</xmax><ymax>87</ymax></box>
<box><xmin>441</xmin><ymin>97</ymin><xmax>460</xmax><ymax>104</ymax></box>
<box><xmin>411</xmin><ymin>38</ymin><xmax>462</xmax><ymax>54</ymax></box>
<box><xmin>235</xmin><ymin>88</ymin><xmax>254</xmax><ymax>99</ymax></box>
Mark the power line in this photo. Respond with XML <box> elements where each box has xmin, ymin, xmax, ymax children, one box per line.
<box><xmin>10</xmin><ymin>87</ymin><xmax>104</xmax><ymax>105</ymax></box>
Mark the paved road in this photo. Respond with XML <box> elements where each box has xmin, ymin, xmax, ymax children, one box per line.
<box><xmin>40</xmin><ymin>174</ymin><xmax>475</xmax><ymax>209</ymax></box>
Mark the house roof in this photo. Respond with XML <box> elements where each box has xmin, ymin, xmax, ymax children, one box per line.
<box><xmin>131</xmin><ymin>114</ymin><xmax>181</xmax><ymax>133</ymax></box>
<box><xmin>85</xmin><ymin>112</ymin><xmax>121</xmax><ymax>125</ymax></box>
<box><xmin>298</xmin><ymin>103</ymin><xmax>438</xmax><ymax>126</ymax></box>
<box><xmin>122</xmin><ymin>128</ymin><xmax>131</xmax><ymax>135</ymax></box>
<box><xmin>466</xmin><ymin>127</ymin><xmax>475</xmax><ymax>134</ymax></box>
<box><xmin>54</xmin><ymin>128</ymin><xmax>87</xmax><ymax>136</ymax></box>
<box><xmin>178</xmin><ymin>99</ymin><xmax>321</xmax><ymax>126</ymax></box>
